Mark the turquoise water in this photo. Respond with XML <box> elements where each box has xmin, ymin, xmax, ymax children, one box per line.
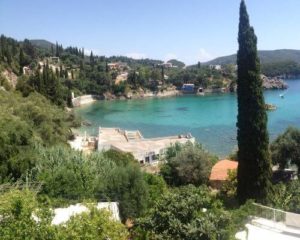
<box><xmin>75</xmin><ymin>79</ymin><xmax>300</xmax><ymax>157</ymax></box>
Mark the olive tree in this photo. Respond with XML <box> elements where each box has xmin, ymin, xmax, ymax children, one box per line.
<box><xmin>271</xmin><ymin>127</ymin><xmax>300</xmax><ymax>170</ymax></box>
<box><xmin>160</xmin><ymin>143</ymin><xmax>216</xmax><ymax>186</ymax></box>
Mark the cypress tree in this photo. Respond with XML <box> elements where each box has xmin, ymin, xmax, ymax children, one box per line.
<box><xmin>19</xmin><ymin>48</ymin><xmax>25</xmax><ymax>75</ymax></box>
<box><xmin>197</xmin><ymin>61</ymin><xmax>201</xmax><ymax>69</ymax></box>
<box><xmin>105</xmin><ymin>61</ymin><xmax>109</xmax><ymax>73</ymax></box>
<box><xmin>90</xmin><ymin>51</ymin><xmax>95</xmax><ymax>68</ymax></box>
<box><xmin>51</xmin><ymin>45</ymin><xmax>54</xmax><ymax>56</ymax></box>
<box><xmin>82</xmin><ymin>48</ymin><xmax>85</xmax><ymax>59</ymax></box>
<box><xmin>55</xmin><ymin>42</ymin><xmax>59</xmax><ymax>57</ymax></box>
<box><xmin>236</xmin><ymin>0</ymin><xmax>271</xmax><ymax>203</ymax></box>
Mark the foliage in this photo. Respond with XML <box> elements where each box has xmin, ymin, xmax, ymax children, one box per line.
<box><xmin>228</xmin><ymin>200</ymin><xmax>255</xmax><ymax>235</ymax></box>
<box><xmin>106</xmin><ymin>160</ymin><xmax>149</xmax><ymax>219</ymax></box>
<box><xmin>136</xmin><ymin>185</ymin><xmax>231</xmax><ymax>240</ymax></box>
<box><xmin>167</xmin><ymin>59</ymin><xmax>185</xmax><ymax>68</ymax></box>
<box><xmin>0</xmin><ymin>188</ymin><xmax>128</xmax><ymax>240</ymax></box>
<box><xmin>0</xmin><ymin>116</ymin><xmax>36</xmax><ymax>182</ymax></box>
<box><xmin>0</xmin><ymin>91</ymin><xmax>77</xmax><ymax>183</ymax></box>
<box><xmin>26</xmin><ymin>64</ymin><xmax>65</xmax><ymax>106</ymax></box>
<box><xmin>270</xmin><ymin>127</ymin><xmax>300</xmax><ymax>170</ymax></box>
<box><xmin>0</xmin><ymin>188</ymin><xmax>57</xmax><ymax>240</ymax></box>
<box><xmin>268</xmin><ymin>180</ymin><xmax>300</xmax><ymax>213</ymax></box>
<box><xmin>57</xmin><ymin>207</ymin><xmax>129</xmax><ymax>240</ymax></box>
<box><xmin>236</xmin><ymin>0</ymin><xmax>272</xmax><ymax>203</ymax></box>
<box><xmin>143</xmin><ymin>173</ymin><xmax>168</xmax><ymax>209</ymax></box>
<box><xmin>0</xmin><ymin>34</ymin><xmax>237</xmax><ymax>106</ymax></box>
<box><xmin>206</xmin><ymin>50</ymin><xmax>300</xmax><ymax>68</ymax></box>
<box><xmin>0</xmin><ymin>73</ymin><xmax>12</xmax><ymax>90</ymax></box>
<box><xmin>219</xmin><ymin>170</ymin><xmax>238</xmax><ymax>208</ymax></box>
<box><xmin>220</xmin><ymin>169</ymin><xmax>237</xmax><ymax>199</ymax></box>
<box><xmin>261</xmin><ymin>60</ymin><xmax>300</xmax><ymax>77</ymax></box>
<box><xmin>0</xmin><ymin>91</ymin><xmax>74</xmax><ymax>145</ymax></box>
<box><xmin>160</xmin><ymin>142</ymin><xmax>215</xmax><ymax>186</ymax></box>
<box><xmin>33</xmin><ymin>146</ymin><xmax>152</xmax><ymax>220</ymax></box>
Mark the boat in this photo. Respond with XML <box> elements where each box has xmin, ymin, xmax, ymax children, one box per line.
<box><xmin>280</xmin><ymin>90</ymin><xmax>288</xmax><ymax>98</ymax></box>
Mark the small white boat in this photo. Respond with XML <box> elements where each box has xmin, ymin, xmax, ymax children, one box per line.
<box><xmin>279</xmin><ymin>90</ymin><xmax>287</xmax><ymax>98</ymax></box>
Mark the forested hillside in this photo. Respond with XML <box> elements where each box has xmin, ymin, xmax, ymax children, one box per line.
<box><xmin>204</xmin><ymin>49</ymin><xmax>300</xmax><ymax>77</ymax></box>
<box><xmin>205</xmin><ymin>49</ymin><xmax>300</xmax><ymax>65</ymax></box>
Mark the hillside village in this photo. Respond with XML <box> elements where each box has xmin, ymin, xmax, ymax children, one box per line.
<box><xmin>0</xmin><ymin>36</ymin><xmax>289</xmax><ymax>107</ymax></box>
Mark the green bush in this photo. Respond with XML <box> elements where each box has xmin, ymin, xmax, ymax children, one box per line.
<box><xmin>136</xmin><ymin>185</ymin><xmax>231</xmax><ymax>240</ymax></box>
<box><xmin>271</xmin><ymin>127</ymin><xmax>300</xmax><ymax>170</ymax></box>
<box><xmin>0</xmin><ymin>188</ymin><xmax>129</xmax><ymax>240</ymax></box>
<box><xmin>160</xmin><ymin>143</ymin><xmax>216</xmax><ymax>186</ymax></box>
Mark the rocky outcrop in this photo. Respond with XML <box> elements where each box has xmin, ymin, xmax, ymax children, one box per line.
<box><xmin>2</xmin><ymin>69</ymin><xmax>18</xmax><ymax>88</ymax></box>
<box><xmin>261</xmin><ymin>75</ymin><xmax>288</xmax><ymax>89</ymax></box>
<box><xmin>72</xmin><ymin>95</ymin><xmax>102</xmax><ymax>107</ymax></box>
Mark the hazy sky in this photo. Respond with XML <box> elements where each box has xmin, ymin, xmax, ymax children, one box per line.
<box><xmin>1</xmin><ymin>0</ymin><xmax>300</xmax><ymax>64</ymax></box>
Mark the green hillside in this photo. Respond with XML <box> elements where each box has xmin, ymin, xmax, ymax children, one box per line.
<box><xmin>29</xmin><ymin>39</ymin><xmax>54</xmax><ymax>50</ymax></box>
<box><xmin>167</xmin><ymin>59</ymin><xmax>185</xmax><ymax>68</ymax></box>
<box><xmin>205</xmin><ymin>49</ymin><xmax>300</xmax><ymax>65</ymax></box>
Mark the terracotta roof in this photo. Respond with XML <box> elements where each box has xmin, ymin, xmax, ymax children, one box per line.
<box><xmin>209</xmin><ymin>159</ymin><xmax>238</xmax><ymax>181</ymax></box>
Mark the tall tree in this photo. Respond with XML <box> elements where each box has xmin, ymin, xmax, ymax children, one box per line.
<box><xmin>55</xmin><ymin>41</ymin><xmax>59</xmax><ymax>57</ymax></box>
<box><xmin>90</xmin><ymin>51</ymin><xmax>95</xmax><ymax>69</ymax></box>
<box><xmin>81</xmin><ymin>48</ymin><xmax>85</xmax><ymax>59</ymax></box>
<box><xmin>197</xmin><ymin>61</ymin><xmax>201</xmax><ymax>69</ymax></box>
<box><xmin>51</xmin><ymin>44</ymin><xmax>54</xmax><ymax>56</ymax></box>
<box><xmin>19</xmin><ymin>48</ymin><xmax>25</xmax><ymax>75</ymax></box>
<box><xmin>236</xmin><ymin>0</ymin><xmax>271</xmax><ymax>203</ymax></box>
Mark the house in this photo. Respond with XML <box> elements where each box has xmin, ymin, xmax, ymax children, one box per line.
<box><xmin>107</xmin><ymin>62</ymin><xmax>128</xmax><ymax>71</ymax></box>
<box><xmin>181</xmin><ymin>83</ymin><xmax>195</xmax><ymax>93</ymax></box>
<box><xmin>49</xmin><ymin>57</ymin><xmax>60</xmax><ymax>64</ymax></box>
<box><xmin>23</xmin><ymin>66</ymin><xmax>32</xmax><ymax>75</ymax></box>
<box><xmin>209</xmin><ymin>64</ymin><xmax>222</xmax><ymax>70</ymax></box>
<box><xmin>158</xmin><ymin>62</ymin><xmax>173</xmax><ymax>68</ymax></box>
<box><xmin>209</xmin><ymin>159</ymin><xmax>238</xmax><ymax>189</ymax></box>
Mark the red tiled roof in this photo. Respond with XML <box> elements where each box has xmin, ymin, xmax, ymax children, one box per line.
<box><xmin>209</xmin><ymin>159</ymin><xmax>238</xmax><ymax>181</ymax></box>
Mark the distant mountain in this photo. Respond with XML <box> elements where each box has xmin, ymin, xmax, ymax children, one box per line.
<box><xmin>29</xmin><ymin>39</ymin><xmax>54</xmax><ymax>50</ymax></box>
<box><xmin>204</xmin><ymin>49</ymin><xmax>300</xmax><ymax>65</ymax></box>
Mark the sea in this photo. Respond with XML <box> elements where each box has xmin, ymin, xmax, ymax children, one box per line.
<box><xmin>75</xmin><ymin>79</ymin><xmax>300</xmax><ymax>157</ymax></box>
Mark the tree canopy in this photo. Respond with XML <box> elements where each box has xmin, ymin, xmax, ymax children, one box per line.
<box><xmin>160</xmin><ymin>143</ymin><xmax>216</xmax><ymax>186</ymax></box>
<box><xmin>271</xmin><ymin>127</ymin><xmax>300</xmax><ymax>170</ymax></box>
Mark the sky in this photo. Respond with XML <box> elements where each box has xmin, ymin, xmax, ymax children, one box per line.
<box><xmin>1</xmin><ymin>0</ymin><xmax>300</xmax><ymax>64</ymax></box>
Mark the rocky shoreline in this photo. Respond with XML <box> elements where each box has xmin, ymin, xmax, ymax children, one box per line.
<box><xmin>72</xmin><ymin>76</ymin><xmax>288</xmax><ymax>108</ymax></box>
<box><xmin>102</xmin><ymin>88</ymin><xmax>181</xmax><ymax>101</ymax></box>
<box><xmin>261</xmin><ymin>75</ymin><xmax>288</xmax><ymax>90</ymax></box>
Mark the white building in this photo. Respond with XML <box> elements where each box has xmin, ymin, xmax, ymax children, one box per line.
<box><xmin>52</xmin><ymin>202</ymin><xmax>120</xmax><ymax>225</ymax></box>
<box><xmin>98</xmin><ymin>127</ymin><xmax>195</xmax><ymax>164</ymax></box>
<box><xmin>236</xmin><ymin>203</ymin><xmax>300</xmax><ymax>240</ymax></box>
<box><xmin>209</xmin><ymin>64</ymin><xmax>222</xmax><ymax>70</ymax></box>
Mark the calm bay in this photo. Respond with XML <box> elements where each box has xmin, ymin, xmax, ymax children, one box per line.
<box><xmin>75</xmin><ymin>79</ymin><xmax>300</xmax><ymax>157</ymax></box>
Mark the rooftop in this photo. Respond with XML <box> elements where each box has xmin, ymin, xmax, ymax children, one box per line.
<box><xmin>209</xmin><ymin>159</ymin><xmax>238</xmax><ymax>181</ymax></box>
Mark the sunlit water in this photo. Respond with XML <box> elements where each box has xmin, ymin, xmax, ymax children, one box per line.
<box><xmin>75</xmin><ymin>79</ymin><xmax>300</xmax><ymax>157</ymax></box>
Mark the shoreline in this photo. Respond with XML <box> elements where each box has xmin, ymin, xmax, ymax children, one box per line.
<box><xmin>71</xmin><ymin>89</ymin><xmax>183</xmax><ymax>107</ymax></box>
<box><xmin>72</xmin><ymin>78</ymin><xmax>289</xmax><ymax>108</ymax></box>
